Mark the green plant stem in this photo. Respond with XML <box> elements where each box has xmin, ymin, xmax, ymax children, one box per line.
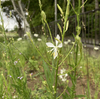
<box><xmin>62</xmin><ymin>0</ymin><xmax>70</xmax><ymax>43</ymax></box>
<box><xmin>54</xmin><ymin>58</ymin><xmax>59</xmax><ymax>99</ymax></box>
<box><xmin>45</xmin><ymin>20</ymin><xmax>54</xmax><ymax>43</ymax></box>
<box><xmin>75</xmin><ymin>44</ymin><xmax>78</xmax><ymax>77</ymax></box>
<box><xmin>58</xmin><ymin>43</ymin><xmax>75</xmax><ymax>67</ymax></box>
<box><xmin>28</xmin><ymin>34</ymin><xmax>56</xmax><ymax>69</ymax></box>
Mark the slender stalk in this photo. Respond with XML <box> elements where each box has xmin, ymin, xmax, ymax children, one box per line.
<box><xmin>62</xmin><ymin>0</ymin><xmax>70</xmax><ymax>43</ymax></box>
<box><xmin>45</xmin><ymin>20</ymin><xmax>54</xmax><ymax>43</ymax></box>
<box><xmin>54</xmin><ymin>58</ymin><xmax>59</xmax><ymax>99</ymax></box>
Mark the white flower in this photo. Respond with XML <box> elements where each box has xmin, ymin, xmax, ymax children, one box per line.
<box><xmin>64</xmin><ymin>41</ymin><xmax>68</xmax><ymax>45</ymax></box>
<box><xmin>25</xmin><ymin>12</ymin><xmax>28</xmax><ymax>15</ymax></box>
<box><xmin>70</xmin><ymin>52</ymin><xmax>72</xmax><ymax>54</ymax></box>
<box><xmin>68</xmin><ymin>39</ymin><xmax>71</xmax><ymax>43</ymax></box>
<box><xmin>17</xmin><ymin>38</ymin><xmax>22</xmax><ymax>41</ymax></box>
<box><xmin>24</xmin><ymin>34</ymin><xmax>27</xmax><ymax>37</ymax></box>
<box><xmin>80</xmin><ymin>66</ymin><xmax>82</xmax><ymax>68</ymax></box>
<box><xmin>61</xmin><ymin>68</ymin><xmax>66</xmax><ymax>74</ymax></box>
<box><xmin>13</xmin><ymin>95</ymin><xmax>18</xmax><ymax>98</ymax></box>
<box><xmin>59</xmin><ymin>68</ymin><xmax>68</xmax><ymax>82</ymax></box>
<box><xmin>46</xmin><ymin>34</ymin><xmax>62</xmax><ymax>59</ymax></box>
<box><xmin>37</xmin><ymin>38</ymin><xmax>42</xmax><ymax>41</ymax></box>
<box><xmin>62</xmin><ymin>78</ymin><xmax>67</xmax><ymax>82</ymax></box>
<box><xmin>34</xmin><ymin>33</ymin><xmax>38</xmax><ymax>37</ymax></box>
<box><xmin>72</xmin><ymin>42</ymin><xmax>75</xmax><ymax>45</ymax></box>
<box><xmin>94</xmin><ymin>47</ymin><xmax>99</xmax><ymax>50</ymax></box>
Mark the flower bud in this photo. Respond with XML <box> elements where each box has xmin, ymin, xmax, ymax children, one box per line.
<box><xmin>41</xmin><ymin>10</ymin><xmax>46</xmax><ymax>21</ymax></box>
<box><xmin>76</xmin><ymin>26</ymin><xmax>81</xmax><ymax>35</ymax></box>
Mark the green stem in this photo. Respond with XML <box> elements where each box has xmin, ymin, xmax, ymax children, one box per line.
<box><xmin>45</xmin><ymin>20</ymin><xmax>54</xmax><ymax>43</ymax></box>
<box><xmin>54</xmin><ymin>58</ymin><xmax>59</xmax><ymax>99</ymax></box>
<box><xmin>75</xmin><ymin>43</ymin><xmax>78</xmax><ymax>76</ymax></box>
<box><xmin>58</xmin><ymin>43</ymin><xmax>75</xmax><ymax>67</ymax></box>
<box><xmin>62</xmin><ymin>0</ymin><xmax>70</xmax><ymax>43</ymax></box>
<box><xmin>28</xmin><ymin>34</ymin><xmax>56</xmax><ymax>69</ymax></box>
<box><xmin>77</xmin><ymin>0</ymin><xmax>80</xmax><ymax>27</ymax></box>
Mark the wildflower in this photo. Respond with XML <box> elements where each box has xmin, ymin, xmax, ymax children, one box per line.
<box><xmin>80</xmin><ymin>66</ymin><xmax>82</xmax><ymax>68</ymax></box>
<box><xmin>62</xmin><ymin>78</ymin><xmax>67</xmax><ymax>82</ymax></box>
<box><xmin>29</xmin><ymin>73</ymin><xmax>33</xmax><ymax>77</ymax></box>
<box><xmin>20</xmin><ymin>77</ymin><xmax>23</xmax><ymax>80</ymax></box>
<box><xmin>64</xmin><ymin>41</ymin><xmax>68</xmax><ymax>45</ymax></box>
<box><xmin>46</xmin><ymin>34</ymin><xmax>62</xmax><ymax>59</ymax></box>
<box><xmin>37</xmin><ymin>38</ymin><xmax>42</xmax><ymax>41</ymax></box>
<box><xmin>24</xmin><ymin>34</ymin><xmax>27</xmax><ymax>37</ymax></box>
<box><xmin>25</xmin><ymin>12</ymin><xmax>28</xmax><ymax>15</ymax></box>
<box><xmin>68</xmin><ymin>39</ymin><xmax>71</xmax><ymax>43</ymax></box>
<box><xmin>70</xmin><ymin>52</ymin><xmax>72</xmax><ymax>54</ymax></box>
<box><xmin>14</xmin><ymin>61</ymin><xmax>17</xmax><ymax>65</ymax></box>
<box><xmin>19</xmin><ymin>53</ymin><xmax>21</xmax><ymax>55</ymax></box>
<box><xmin>72</xmin><ymin>42</ymin><xmax>75</xmax><ymax>45</ymax></box>
<box><xmin>9</xmin><ymin>75</ymin><xmax>12</xmax><ymax>77</ymax></box>
<box><xmin>17</xmin><ymin>38</ymin><xmax>22</xmax><ymax>41</ymax></box>
<box><xmin>18</xmin><ymin>77</ymin><xmax>23</xmax><ymax>80</ymax></box>
<box><xmin>13</xmin><ymin>95</ymin><xmax>18</xmax><ymax>98</ymax></box>
<box><xmin>59</xmin><ymin>68</ymin><xmax>68</xmax><ymax>82</ymax></box>
<box><xmin>94</xmin><ymin>47</ymin><xmax>99</xmax><ymax>50</ymax></box>
<box><xmin>34</xmin><ymin>33</ymin><xmax>38</xmax><ymax>37</ymax></box>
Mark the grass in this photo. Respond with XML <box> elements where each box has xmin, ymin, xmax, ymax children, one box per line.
<box><xmin>0</xmin><ymin>35</ymin><xmax>100</xmax><ymax>99</ymax></box>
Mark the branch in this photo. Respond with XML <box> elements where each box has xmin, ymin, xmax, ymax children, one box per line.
<box><xmin>18</xmin><ymin>0</ymin><xmax>25</xmax><ymax>17</ymax></box>
<box><xmin>11</xmin><ymin>0</ymin><xmax>24</xmax><ymax>18</ymax></box>
<box><xmin>30</xmin><ymin>10</ymin><xmax>35</xmax><ymax>19</ymax></box>
<box><xmin>27</xmin><ymin>0</ymin><xmax>30</xmax><ymax>10</ymax></box>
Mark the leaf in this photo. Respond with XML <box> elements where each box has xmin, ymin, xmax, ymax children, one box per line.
<box><xmin>68</xmin><ymin>64</ymin><xmax>74</xmax><ymax>68</ymax></box>
<box><xmin>57</xmin><ymin>23</ymin><xmax>62</xmax><ymax>35</ymax></box>
<box><xmin>43</xmin><ymin>61</ymin><xmax>55</xmax><ymax>91</ymax></box>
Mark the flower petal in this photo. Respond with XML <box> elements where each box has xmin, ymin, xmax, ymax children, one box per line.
<box><xmin>56</xmin><ymin>34</ymin><xmax>60</xmax><ymax>40</ymax></box>
<box><xmin>46</xmin><ymin>42</ymin><xmax>55</xmax><ymax>47</ymax></box>
<box><xmin>55</xmin><ymin>34</ymin><xmax>60</xmax><ymax>46</ymax></box>
<box><xmin>48</xmin><ymin>48</ymin><xmax>54</xmax><ymax>52</ymax></box>
<box><xmin>53</xmin><ymin>47</ymin><xmax>58</xmax><ymax>59</ymax></box>
<box><xmin>58</xmin><ymin>43</ymin><xmax>63</xmax><ymax>48</ymax></box>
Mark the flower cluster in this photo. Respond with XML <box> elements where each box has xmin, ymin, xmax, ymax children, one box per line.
<box><xmin>64</xmin><ymin>39</ymin><xmax>71</xmax><ymax>45</ymax></box>
<box><xmin>59</xmin><ymin>68</ymin><xmax>68</xmax><ymax>82</ymax></box>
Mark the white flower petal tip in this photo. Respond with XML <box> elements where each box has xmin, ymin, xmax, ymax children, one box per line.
<box><xmin>56</xmin><ymin>34</ymin><xmax>60</xmax><ymax>40</ymax></box>
<box><xmin>46</xmin><ymin>34</ymin><xmax>62</xmax><ymax>59</ymax></box>
<box><xmin>46</xmin><ymin>42</ymin><xmax>55</xmax><ymax>47</ymax></box>
<box><xmin>58</xmin><ymin>43</ymin><xmax>63</xmax><ymax>48</ymax></box>
<box><xmin>94</xmin><ymin>47</ymin><xmax>99</xmax><ymax>50</ymax></box>
<box><xmin>34</xmin><ymin>33</ymin><xmax>38</xmax><ymax>37</ymax></box>
<box><xmin>17</xmin><ymin>38</ymin><xmax>22</xmax><ymax>41</ymax></box>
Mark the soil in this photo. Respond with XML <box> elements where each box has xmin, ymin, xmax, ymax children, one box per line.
<box><xmin>27</xmin><ymin>69</ymin><xmax>100</xmax><ymax>99</ymax></box>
